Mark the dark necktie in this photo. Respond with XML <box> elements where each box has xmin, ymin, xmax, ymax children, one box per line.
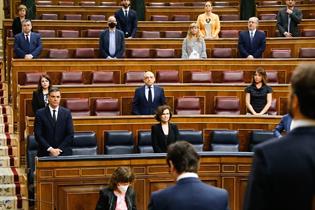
<box><xmin>125</xmin><ymin>10</ymin><xmax>128</xmax><ymax>17</ymax></box>
<box><xmin>52</xmin><ymin>110</ymin><xmax>57</xmax><ymax>123</ymax></box>
<box><xmin>25</xmin><ymin>34</ymin><xmax>30</xmax><ymax>48</ymax></box>
<box><xmin>148</xmin><ymin>86</ymin><xmax>152</xmax><ymax>103</ymax></box>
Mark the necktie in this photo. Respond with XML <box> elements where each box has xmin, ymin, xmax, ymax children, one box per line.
<box><xmin>52</xmin><ymin>110</ymin><xmax>57</xmax><ymax>123</ymax></box>
<box><xmin>250</xmin><ymin>31</ymin><xmax>254</xmax><ymax>44</ymax></box>
<box><xmin>25</xmin><ymin>34</ymin><xmax>29</xmax><ymax>42</ymax></box>
<box><xmin>125</xmin><ymin>10</ymin><xmax>128</xmax><ymax>17</ymax></box>
<box><xmin>288</xmin><ymin>15</ymin><xmax>291</xmax><ymax>33</ymax></box>
<box><xmin>148</xmin><ymin>86</ymin><xmax>152</xmax><ymax>103</ymax></box>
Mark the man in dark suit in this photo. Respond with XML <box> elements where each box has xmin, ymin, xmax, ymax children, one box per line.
<box><xmin>273</xmin><ymin>113</ymin><xmax>293</xmax><ymax>138</ymax></box>
<box><xmin>238</xmin><ymin>17</ymin><xmax>266</xmax><ymax>59</ymax></box>
<box><xmin>34</xmin><ymin>87</ymin><xmax>74</xmax><ymax>157</ymax></box>
<box><xmin>14</xmin><ymin>19</ymin><xmax>42</xmax><ymax>59</ymax></box>
<box><xmin>115</xmin><ymin>0</ymin><xmax>138</xmax><ymax>38</ymax></box>
<box><xmin>277</xmin><ymin>0</ymin><xmax>302</xmax><ymax>37</ymax></box>
<box><xmin>132</xmin><ymin>71</ymin><xmax>166</xmax><ymax>115</ymax></box>
<box><xmin>99</xmin><ymin>16</ymin><xmax>125</xmax><ymax>59</ymax></box>
<box><xmin>244</xmin><ymin>64</ymin><xmax>315</xmax><ymax>210</ymax></box>
<box><xmin>148</xmin><ymin>141</ymin><xmax>229</xmax><ymax>210</ymax></box>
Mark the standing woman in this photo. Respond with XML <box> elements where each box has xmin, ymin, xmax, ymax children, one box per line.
<box><xmin>95</xmin><ymin>167</ymin><xmax>137</xmax><ymax>210</ymax></box>
<box><xmin>182</xmin><ymin>22</ymin><xmax>207</xmax><ymax>59</ymax></box>
<box><xmin>196</xmin><ymin>1</ymin><xmax>220</xmax><ymax>39</ymax></box>
<box><xmin>245</xmin><ymin>67</ymin><xmax>273</xmax><ymax>115</ymax></box>
<box><xmin>151</xmin><ymin>105</ymin><xmax>179</xmax><ymax>153</ymax></box>
<box><xmin>32</xmin><ymin>74</ymin><xmax>52</xmax><ymax>115</ymax></box>
<box><xmin>12</xmin><ymin>4</ymin><xmax>28</xmax><ymax>36</ymax></box>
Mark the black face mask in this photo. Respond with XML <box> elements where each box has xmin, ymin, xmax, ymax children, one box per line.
<box><xmin>108</xmin><ymin>22</ymin><xmax>116</xmax><ymax>28</ymax></box>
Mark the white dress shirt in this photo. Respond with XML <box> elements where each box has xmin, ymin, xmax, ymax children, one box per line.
<box><xmin>145</xmin><ymin>85</ymin><xmax>155</xmax><ymax>102</ymax></box>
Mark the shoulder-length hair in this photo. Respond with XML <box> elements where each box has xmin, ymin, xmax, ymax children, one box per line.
<box><xmin>251</xmin><ymin>67</ymin><xmax>268</xmax><ymax>85</ymax></box>
<box><xmin>186</xmin><ymin>22</ymin><xmax>202</xmax><ymax>41</ymax></box>
<box><xmin>37</xmin><ymin>74</ymin><xmax>52</xmax><ymax>92</ymax></box>
<box><xmin>108</xmin><ymin>167</ymin><xmax>135</xmax><ymax>190</ymax></box>
<box><xmin>154</xmin><ymin>105</ymin><xmax>173</xmax><ymax>122</ymax></box>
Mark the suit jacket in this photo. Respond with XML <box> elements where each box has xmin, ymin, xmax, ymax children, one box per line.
<box><xmin>151</xmin><ymin>123</ymin><xmax>179</xmax><ymax>153</ymax></box>
<box><xmin>273</xmin><ymin>114</ymin><xmax>292</xmax><ymax>138</ymax></box>
<box><xmin>132</xmin><ymin>85</ymin><xmax>166</xmax><ymax>115</ymax></box>
<box><xmin>12</xmin><ymin>17</ymin><xmax>22</xmax><ymax>36</ymax></box>
<box><xmin>99</xmin><ymin>29</ymin><xmax>125</xmax><ymax>58</ymax></box>
<box><xmin>32</xmin><ymin>90</ymin><xmax>47</xmax><ymax>115</ymax></box>
<box><xmin>196</xmin><ymin>13</ymin><xmax>221</xmax><ymax>39</ymax></box>
<box><xmin>115</xmin><ymin>8</ymin><xmax>138</xmax><ymax>38</ymax></box>
<box><xmin>277</xmin><ymin>7</ymin><xmax>302</xmax><ymax>37</ymax></box>
<box><xmin>238</xmin><ymin>30</ymin><xmax>266</xmax><ymax>58</ymax></box>
<box><xmin>244</xmin><ymin>126</ymin><xmax>315</xmax><ymax>210</ymax></box>
<box><xmin>34</xmin><ymin>106</ymin><xmax>74</xmax><ymax>157</ymax></box>
<box><xmin>14</xmin><ymin>32</ymin><xmax>42</xmax><ymax>58</ymax></box>
<box><xmin>148</xmin><ymin>177</ymin><xmax>229</xmax><ymax>210</ymax></box>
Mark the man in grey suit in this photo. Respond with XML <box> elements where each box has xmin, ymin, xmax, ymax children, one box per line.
<box><xmin>244</xmin><ymin>64</ymin><xmax>315</xmax><ymax>210</ymax></box>
<box><xmin>277</xmin><ymin>0</ymin><xmax>302</xmax><ymax>37</ymax></box>
<box><xmin>148</xmin><ymin>141</ymin><xmax>229</xmax><ymax>210</ymax></box>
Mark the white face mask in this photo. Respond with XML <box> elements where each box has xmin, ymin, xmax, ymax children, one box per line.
<box><xmin>117</xmin><ymin>185</ymin><xmax>129</xmax><ymax>193</ymax></box>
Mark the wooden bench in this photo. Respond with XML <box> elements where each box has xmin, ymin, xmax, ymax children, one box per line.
<box><xmin>35</xmin><ymin>153</ymin><xmax>252</xmax><ymax>210</ymax></box>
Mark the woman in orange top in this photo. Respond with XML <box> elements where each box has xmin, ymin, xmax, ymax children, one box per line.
<box><xmin>196</xmin><ymin>1</ymin><xmax>221</xmax><ymax>39</ymax></box>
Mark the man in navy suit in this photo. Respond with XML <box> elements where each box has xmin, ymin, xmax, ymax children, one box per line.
<box><xmin>273</xmin><ymin>114</ymin><xmax>292</xmax><ymax>138</ymax></box>
<box><xmin>244</xmin><ymin>64</ymin><xmax>315</xmax><ymax>210</ymax></box>
<box><xmin>277</xmin><ymin>0</ymin><xmax>302</xmax><ymax>37</ymax></box>
<box><xmin>148</xmin><ymin>141</ymin><xmax>229</xmax><ymax>210</ymax></box>
<box><xmin>115</xmin><ymin>0</ymin><xmax>138</xmax><ymax>38</ymax></box>
<box><xmin>99</xmin><ymin>16</ymin><xmax>125</xmax><ymax>59</ymax></box>
<box><xmin>238</xmin><ymin>17</ymin><xmax>266</xmax><ymax>59</ymax></box>
<box><xmin>34</xmin><ymin>87</ymin><xmax>74</xmax><ymax>157</ymax></box>
<box><xmin>132</xmin><ymin>71</ymin><xmax>166</xmax><ymax>115</ymax></box>
<box><xmin>14</xmin><ymin>19</ymin><xmax>42</xmax><ymax>59</ymax></box>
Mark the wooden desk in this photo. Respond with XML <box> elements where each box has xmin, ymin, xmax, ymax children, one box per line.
<box><xmin>35</xmin><ymin>153</ymin><xmax>252</xmax><ymax>210</ymax></box>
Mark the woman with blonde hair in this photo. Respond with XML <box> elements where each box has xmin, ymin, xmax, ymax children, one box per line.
<box><xmin>12</xmin><ymin>4</ymin><xmax>28</xmax><ymax>36</ymax></box>
<box><xmin>182</xmin><ymin>22</ymin><xmax>207</xmax><ymax>59</ymax></box>
<box><xmin>196</xmin><ymin>1</ymin><xmax>221</xmax><ymax>39</ymax></box>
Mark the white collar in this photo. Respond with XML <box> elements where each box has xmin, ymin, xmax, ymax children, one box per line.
<box><xmin>176</xmin><ymin>172</ymin><xmax>199</xmax><ymax>182</ymax></box>
<box><xmin>290</xmin><ymin>119</ymin><xmax>315</xmax><ymax>130</ymax></box>
<box><xmin>49</xmin><ymin>105</ymin><xmax>59</xmax><ymax>112</ymax></box>
<box><xmin>249</xmin><ymin>29</ymin><xmax>256</xmax><ymax>34</ymax></box>
<box><xmin>122</xmin><ymin>7</ymin><xmax>129</xmax><ymax>12</ymax></box>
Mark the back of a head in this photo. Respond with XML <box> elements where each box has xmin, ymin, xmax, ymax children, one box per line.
<box><xmin>291</xmin><ymin>64</ymin><xmax>315</xmax><ymax>119</ymax></box>
<box><xmin>167</xmin><ymin>141</ymin><xmax>200</xmax><ymax>174</ymax></box>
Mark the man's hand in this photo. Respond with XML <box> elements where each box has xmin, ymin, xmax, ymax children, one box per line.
<box><xmin>24</xmin><ymin>54</ymin><xmax>33</xmax><ymax>59</ymax></box>
<box><xmin>49</xmin><ymin>148</ymin><xmax>63</xmax><ymax>157</ymax></box>
<box><xmin>247</xmin><ymin>55</ymin><xmax>254</xmax><ymax>59</ymax></box>
<box><xmin>286</xmin><ymin>8</ymin><xmax>293</xmax><ymax>15</ymax></box>
<box><xmin>284</xmin><ymin>32</ymin><xmax>292</xmax><ymax>37</ymax></box>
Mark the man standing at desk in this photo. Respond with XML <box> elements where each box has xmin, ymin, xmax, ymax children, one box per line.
<box><xmin>115</xmin><ymin>0</ymin><xmax>138</xmax><ymax>38</ymax></box>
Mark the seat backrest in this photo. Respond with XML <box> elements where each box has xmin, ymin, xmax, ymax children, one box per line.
<box><xmin>220</xmin><ymin>14</ymin><xmax>239</xmax><ymax>21</ymax></box>
<box><xmin>37</xmin><ymin>0</ymin><xmax>52</xmax><ymax>5</ymax></box>
<box><xmin>49</xmin><ymin>49</ymin><xmax>69</xmax><ymax>58</ymax></box>
<box><xmin>72</xmin><ymin>131</ymin><xmax>97</xmax><ymax>155</ymax></box>
<box><xmin>129</xmin><ymin>49</ymin><xmax>151</xmax><ymax>58</ymax></box>
<box><xmin>138</xmin><ymin>131</ymin><xmax>153</xmax><ymax>153</ymax></box>
<box><xmin>59</xmin><ymin>30</ymin><xmax>79</xmax><ymax>38</ymax></box>
<box><xmin>75</xmin><ymin>48</ymin><xmax>95</xmax><ymax>58</ymax></box>
<box><xmin>267</xmin><ymin>98</ymin><xmax>277</xmax><ymax>115</ymax></box>
<box><xmin>100</xmin><ymin>2</ymin><xmax>116</xmax><ymax>6</ymax></box>
<box><xmin>249</xmin><ymin>130</ymin><xmax>274</xmax><ymax>151</ymax></box>
<box><xmin>150</xmin><ymin>15</ymin><xmax>169</xmax><ymax>21</ymax></box>
<box><xmin>64</xmin><ymin>14</ymin><xmax>82</xmax><ymax>20</ymax></box>
<box><xmin>61</xmin><ymin>72</ymin><xmax>83</xmax><ymax>84</ymax></box>
<box><xmin>220</xmin><ymin>30</ymin><xmax>239</xmax><ymax>38</ymax></box>
<box><xmin>172</xmin><ymin>15</ymin><xmax>190</xmax><ymax>21</ymax></box>
<box><xmin>80</xmin><ymin>1</ymin><xmax>96</xmax><ymax>6</ymax></box>
<box><xmin>222</xmin><ymin>71</ymin><xmax>244</xmax><ymax>83</ymax></box>
<box><xmin>271</xmin><ymin>49</ymin><xmax>292</xmax><ymax>58</ymax></box>
<box><xmin>259</xmin><ymin>14</ymin><xmax>277</xmax><ymax>20</ymax></box>
<box><xmin>94</xmin><ymin>98</ymin><xmax>120</xmax><ymax>116</ymax></box>
<box><xmin>86</xmin><ymin>29</ymin><xmax>103</xmax><ymax>38</ymax></box>
<box><xmin>266</xmin><ymin>71</ymin><xmax>278</xmax><ymax>84</ymax></box>
<box><xmin>92</xmin><ymin>71</ymin><xmax>115</xmax><ymax>84</ymax></box>
<box><xmin>169</xmin><ymin>2</ymin><xmax>185</xmax><ymax>6</ymax></box>
<box><xmin>178</xmin><ymin>130</ymin><xmax>203</xmax><ymax>151</ymax></box>
<box><xmin>188</xmin><ymin>71</ymin><xmax>212</xmax><ymax>83</ymax></box>
<box><xmin>41</xmin><ymin>13</ymin><xmax>58</xmax><ymax>20</ymax></box>
<box><xmin>302</xmin><ymin>29</ymin><xmax>315</xmax><ymax>37</ymax></box>
<box><xmin>37</xmin><ymin>29</ymin><xmax>56</xmax><ymax>37</ymax></box>
<box><xmin>156</xmin><ymin>70</ymin><xmax>179</xmax><ymax>83</ymax></box>
<box><xmin>210</xmin><ymin>130</ymin><xmax>239</xmax><ymax>152</ymax></box>
<box><xmin>260</xmin><ymin>0</ymin><xmax>281</xmax><ymax>5</ymax></box>
<box><xmin>105</xmin><ymin>131</ymin><xmax>134</xmax><ymax>154</ymax></box>
<box><xmin>65</xmin><ymin>98</ymin><xmax>90</xmax><ymax>116</ymax></box>
<box><xmin>164</xmin><ymin>31</ymin><xmax>183</xmax><ymax>38</ymax></box>
<box><xmin>214</xmin><ymin>96</ymin><xmax>240</xmax><ymax>115</ymax></box>
<box><xmin>27</xmin><ymin>135</ymin><xmax>38</xmax><ymax>185</ymax></box>
<box><xmin>59</xmin><ymin>1</ymin><xmax>74</xmax><ymax>5</ymax></box>
<box><xmin>24</xmin><ymin>72</ymin><xmax>43</xmax><ymax>85</ymax></box>
<box><xmin>155</xmin><ymin>49</ymin><xmax>175</xmax><ymax>58</ymax></box>
<box><xmin>175</xmin><ymin>97</ymin><xmax>201</xmax><ymax>115</ymax></box>
<box><xmin>141</xmin><ymin>31</ymin><xmax>160</xmax><ymax>38</ymax></box>
<box><xmin>148</xmin><ymin>2</ymin><xmax>166</xmax><ymax>6</ymax></box>
<box><xmin>88</xmin><ymin>15</ymin><xmax>106</xmax><ymax>21</ymax></box>
<box><xmin>299</xmin><ymin>48</ymin><xmax>315</xmax><ymax>58</ymax></box>
<box><xmin>124</xmin><ymin>71</ymin><xmax>144</xmax><ymax>83</ymax></box>
<box><xmin>212</xmin><ymin>48</ymin><xmax>233</xmax><ymax>58</ymax></box>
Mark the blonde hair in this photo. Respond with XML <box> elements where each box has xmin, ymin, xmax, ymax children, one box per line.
<box><xmin>186</xmin><ymin>22</ymin><xmax>202</xmax><ymax>41</ymax></box>
<box><xmin>18</xmin><ymin>4</ymin><xmax>27</xmax><ymax>12</ymax></box>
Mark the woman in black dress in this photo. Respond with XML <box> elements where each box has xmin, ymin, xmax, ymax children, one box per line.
<box><xmin>151</xmin><ymin>105</ymin><xmax>179</xmax><ymax>153</ymax></box>
<box><xmin>32</xmin><ymin>74</ymin><xmax>52</xmax><ymax>115</ymax></box>
<box><xmin>245</xmin><ymin>67</ymin><xmax>273</xmax><ymax>115</ymax></box>
<box><xmin>12</xmin><ymin>4</ymin><xmax>27</xmax><ymax>36</ymax></box>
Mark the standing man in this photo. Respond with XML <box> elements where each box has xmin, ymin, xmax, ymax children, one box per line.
<box><xmin>14</xmin><ymin>19</ymin><xmax>42</xmax><ymax>59</ymax></box>
<box><xmin>244</xmin><ymin>64</ymin><xmax>315</xmax><ymax>210</ymax></box>
<box><xmin>277</xmin><ymin>0</ymin><xmax>302</xmax><ymax>37</ymax></box>
<box><xmin>34</xmin><ymin>87</ymin><xmax>74</xmax><ymax>157</ymax></box>
<box><xmin>148</xmin><ymin>141</ymin><xmax>229</xmax><ymax>210</ymax></box>
<box><xmin>238</xmin><ymin>17</ymin><xmax>266</xmax><ymax>59</ymax></box>
<box><xmin>132</xmin><ymin>71</ymin><xmax>166</xmax><ymax>115</ymax></box>
<box><xmin>115</xmin><ymin>0</ymin><xmax>138</xmax><ymax>38</ymax></box>
<box><xmin>99</xmin><ymin>16</ymin><xmax>125</xmax><ymax>59</ymax></box>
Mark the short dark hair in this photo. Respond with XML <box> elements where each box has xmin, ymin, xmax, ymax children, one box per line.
<box><xmin>48</xmin><ymin>87</ymin><xmax>60</xmax><ymax>95</ymax></box>
<box><xmin>37</xmin><ymin>74</ymin><xmax>52</xmax><ymax>92</ymax></box>
<box><xmin>108</xmin><ymin>167</ymin><xmax>135</xmax><ymax>190</ymax></box>
<box><xmin>291</xmin><ymin>64</ymin><xmax>315</xmax><ymax>119</ymax></box>
<box><xmin>154</xmin><ymin>105</ymin><xmax>172</xmax><ymax>121</ymax></box>
<box><xmin>251</xmin><ymin>67</ymin><xmax>267</xmax><ymax>85</ymax></box>
<box><xmin>167</xmin><ymin>141</ymin><xmax>200</xmax><ymax>174</ymax></box>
